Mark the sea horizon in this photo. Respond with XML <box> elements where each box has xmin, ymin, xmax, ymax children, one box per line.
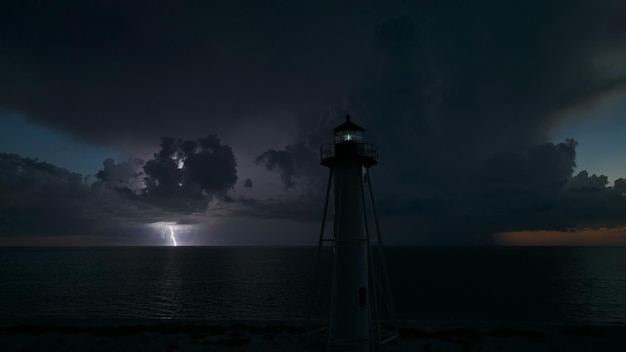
<box><xmin>3</xmin><ymin>246</ymin><xmax>626</xmax><ymax>326</ymax></box>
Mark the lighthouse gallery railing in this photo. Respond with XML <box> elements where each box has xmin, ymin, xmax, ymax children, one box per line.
<box><xmin>320</xmin><ymin>141</ymin><xmax>378</xmax><ymax>162</ymax></box>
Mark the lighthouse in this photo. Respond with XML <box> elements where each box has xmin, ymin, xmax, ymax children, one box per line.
<box><xmin>307</xmin><ymin>115</ymin><xmax>397</xmax><ymax>351</ymax></box>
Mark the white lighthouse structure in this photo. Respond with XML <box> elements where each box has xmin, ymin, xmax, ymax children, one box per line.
<box><xmin>307</xmin><ymin>115</ymin><xmax>398</xmax><ymax>351</ymax></box>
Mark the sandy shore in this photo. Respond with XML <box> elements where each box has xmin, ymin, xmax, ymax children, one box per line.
<box><xmin>2</xmin><ymin>319</ymin><xmax>626</xmax><ymax>351</ymax></box>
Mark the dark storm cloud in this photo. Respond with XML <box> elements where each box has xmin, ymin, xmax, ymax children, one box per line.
<box><xmin>256</xmin><ymin>149</ymin><xmax>296</xmax><ymax>190</ymax></box>
<box><xmin>478</xmin><ymin>140</ymin><xmax>578</xmax><ymax>196</ymax></box>
<box><xmin>0</xmin><ymin>1</ymin><xmax>376</xmax><ymax>146</ymax></box>
<box><xmin>366</xmin><ymin>139</ymin><xmax>583</xmax><ymax>242</ymax></box>
<box><xmin>243</xmin><ymin>178</ymin><xmax>253</xmax><ymax>188</ymax></box>
<box><xmin>0</xmin><ymin>153</ymin><xmax>83</xmax><ymax>234</ymax></box>
<box><xmin>2</xmin><ymin>0</ymin><xmax>624</xmax><ymax>152</ymax></box>
<box><xmin>0</xmin><ymin>152</ymin><xmax>140</xmax><ymax>238</ymax></box>
<box><xmin>135</xmin><ymin>135</ymin><xmax>237</xmax><ymax>212</ymax></box>
<box><xmin>251</xmin><ymin>0</ymin><xmax>626</xmax><ymax>242</ymax></box>
<box><xmin>96</xmin><ymin>157</ymin><xmax>144</xmax><ymax>191</ymax></box>
<box><xmin>556</xmin><ymin>187</ymin><xmax>626</xmax><ymax>231</ymax></box>
<box><xmin>568</xmin><ymin>171</ymin><xmax>610</xmax><ymax>192</ymax></box>
<box><xmin>364</xmin><ymin>1</ymin><xmax>626</xmax><ymax>153</ymax></box>
<box><xmin>615</xmin><ymin>179</ymin><xmax>626</xmax><ymax>194</ymax></box>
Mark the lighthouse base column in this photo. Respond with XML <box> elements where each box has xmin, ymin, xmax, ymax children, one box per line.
<box><xmin>332</xmin><ymin>162</ymin><xmax>370</xmax><ymax>352</ymax></box>
<box><xmin>334</xmin><ymin>245</ymin><xmax>370</xmax><ymax>352</ymax></box>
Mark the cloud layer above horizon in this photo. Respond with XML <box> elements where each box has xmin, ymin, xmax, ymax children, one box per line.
<box><xmin>2</xmin><ymin>0</ymin><xmax>626</xmax><ymax>245</ymax></box>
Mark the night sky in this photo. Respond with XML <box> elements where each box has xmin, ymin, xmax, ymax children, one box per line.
<box><xmin>1</xmin><ymin>0</ymin><xmax>626</xmax><ymax>246</ymax></box>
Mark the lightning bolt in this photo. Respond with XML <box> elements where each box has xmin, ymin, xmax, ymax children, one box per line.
<box><xmin>169</xmin><ymin>225</ymin><xmax>178</xmax><ymax>246</ymax></box>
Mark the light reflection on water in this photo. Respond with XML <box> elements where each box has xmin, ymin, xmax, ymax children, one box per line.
<box><xmin>1</xmin><ymin>246</ymin><xmax>626</xmax><ymax>324</ymax></box>
<box><xmin>555</xmin><ymin>247</ymin><xmax>626</xmax><ymax>325</ymax></box>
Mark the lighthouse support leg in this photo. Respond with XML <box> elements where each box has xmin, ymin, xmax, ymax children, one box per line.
<box><xmin>367</xmin><ymin>172</ymin><xmax>399</xmax><ymax>345</ymax></box>
<box><xmin>360</xmin><ymin>172</ymin><xmax>382</xmax><ymax>350</ymax></box>
<box><xmin>307</xmin><ymin>168</ymin><xmax>334</xmax><ymax>341</ymax></box>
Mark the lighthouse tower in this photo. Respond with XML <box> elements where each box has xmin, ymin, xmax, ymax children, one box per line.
<box><xmin>307</xmin><ymin>115</ymin><xmax>397</xmax><ymax>351</ymax></box>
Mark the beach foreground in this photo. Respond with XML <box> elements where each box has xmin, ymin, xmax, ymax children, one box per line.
<box><xmin>2</xmin><ymin>319</ymin><xmax>626</xmax><ymax>351</ymax></box>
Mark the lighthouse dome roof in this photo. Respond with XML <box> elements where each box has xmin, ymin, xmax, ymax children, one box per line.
<box><xmin>333</xmin><ymin>114</ymin><xmax>365</xmax><ymax>132</ymax></box>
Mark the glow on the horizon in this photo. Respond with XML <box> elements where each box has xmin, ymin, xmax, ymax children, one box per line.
<box><xmin>495</xmin><ymin>227</ymin><xmax>626</xmax><ymax>246</ymax></box>
<box><xmin>169</xmin><ymin>225</ymin><xmax>178</xmax><ymax>246</ymax></box>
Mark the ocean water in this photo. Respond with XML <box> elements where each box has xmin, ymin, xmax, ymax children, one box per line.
<box><xmin>1</xmin><ymin>246</ymin><xmax>626</xmax><ymax>325</ymax></box>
